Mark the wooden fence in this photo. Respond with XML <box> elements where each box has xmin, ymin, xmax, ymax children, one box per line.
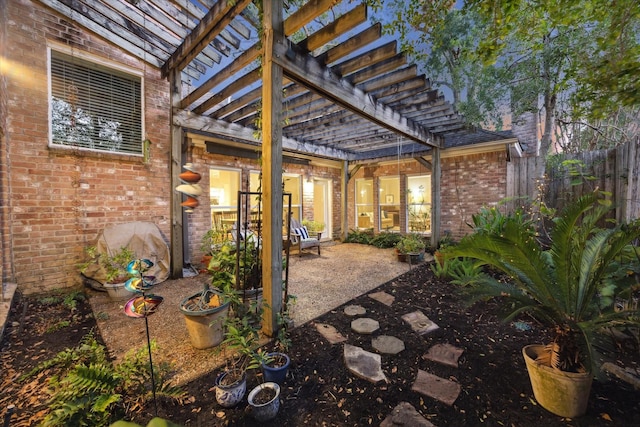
<box><xmin>507</xmin><ymin>138</ymin><xmax>640</xmax><ymax>222</ymax></box>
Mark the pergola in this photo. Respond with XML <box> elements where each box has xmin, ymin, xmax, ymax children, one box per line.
<box><xmin>39</xmin><ymin>0</ymin><xmax>511</xmax><ymax>333</ymax></box>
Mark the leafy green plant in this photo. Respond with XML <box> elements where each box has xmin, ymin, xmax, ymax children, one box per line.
<box><xmin>275</xmin><ymin>294</ymin><xmax>297</xmax><ymax>353</ymax></box>
<box><xmin>110</xmin><ymin>417</ymin><xmax>181</xmax><ymax>427</ymax></box>
<box><xmin>469</xmin><ymin>205</ymin><xmax>534</xmax><ymax>236</ymax></box>
<box><xmin>63</xmin><ymin>291</ymin><xmax>85</xmax><ymax>311</ymax></box>
<box><xmin>447</xmin><ymin>258</ymin><xmax>487</xmax><ymax>287</ymax></box>
<box><xmin>447</xmin><ymin>190</ymin><xmax>640</xmax><ymax>373</ymax></box>
<box><xmin>395</xmin><ymin>234</ymin><xmax>427</xmax><ymax>254</ymax></box>
<box><xmin>370</xmin><ymin>232</ymin><xmax>402</xmax><ymax>249</ymax></box>
<box><xmin>79</xmin><ymin>246</ymin><xmax>135</xmax><ymax>283</ymax></box>
<box><xmin>200</xmin><ymin>225</ymin><xmax>229</xmax><ymax>256</ymax></box>
<box><xmin>20</xmin><ymin>331</ymin><xmax>107</xmax><ymax>382</ymax></box>
<box><xmin>208</xmin><ymin>238</ymin><xmax>262</xmax><ymax>292</ymax></box>
<box><xmin>29</xmin><ymin>332</ymin><xmax>184</xmax><ymax>426</ymax></box>
<box><xmin>345</xmin><ymin>228</ymin><xmax>374</xmax><ymax>245</ymax></box>
<box><xmin>302</xmin><ymin>219</ymin><xmax>324</xmax><ymax>234</ymax></box>
<box><xmin>46</xmin><ymin>320</ymin><xmax>71</xmax><ymax>333</ymax></box>
<box><xmin>220</xmin><ymin>302</ymin><xmax>265</xmax><ymax>374</ymax></box>
<box><xmin>207</xmin><ymin>241</ymin><xmax>237</xmax><ymax>293</ymax></box>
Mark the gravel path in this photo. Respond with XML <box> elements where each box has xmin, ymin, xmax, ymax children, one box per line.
<box><xmin>87</xmin><ymin>242</ymin><xmax>413</xmax><ymax>384</ymax></box>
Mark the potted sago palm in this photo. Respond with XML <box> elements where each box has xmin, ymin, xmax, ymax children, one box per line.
<box><xmin>446</xmin><ymin>190</ymin><xmax>640</xmax><ymax>417</ymax></box>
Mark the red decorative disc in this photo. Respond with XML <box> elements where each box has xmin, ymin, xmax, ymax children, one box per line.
<box><xmin>181</xmin><ymin>196</ymin><xmax>199</xmax><ymax>208</ymax></box>
<box><xmin>179</xmin><ymin>170</ymin><xmax>202</xmax><ymax>183</ymax></box>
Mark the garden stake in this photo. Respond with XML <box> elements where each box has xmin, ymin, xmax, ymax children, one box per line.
<box><xmin>123</xmin><ymin>259</ymin><xmax>163</xmax><ymax>417</ymax></box>
<box><xmin>143</xmin><ymin>298</ymin><xmax>158</xmax><ymax>417</ymax></box>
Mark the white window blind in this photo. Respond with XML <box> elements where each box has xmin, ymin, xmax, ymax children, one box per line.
<box><xmin>50</xmin><ymin>51</ymin><xmax>142</xmax><ymax>155</ymax></box>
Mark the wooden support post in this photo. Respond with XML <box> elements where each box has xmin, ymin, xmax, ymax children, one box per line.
<box><xmin>431</xmin><ymin>146</ymin><xmax>441</xmax><ymax>248</ymax></box>
<box><xmin>341</xmin><ymin>160</ymin><xmax>349</xmax><ymax>240</ymax></box>
<box><xmin>261</xmin><ymin>0</ymin><xmax>284</xmax><ymax>337</ymax></box>
<box><xmin>170</xmin><ymin>69</ymin><xmax>184</xmax><ymax>278</ymax></box>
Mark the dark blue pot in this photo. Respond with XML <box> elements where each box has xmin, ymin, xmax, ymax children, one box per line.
<box><xmin>261</xmin><ymin>352</ymin><xmax>290</xmax><ymax>385</ymax></box>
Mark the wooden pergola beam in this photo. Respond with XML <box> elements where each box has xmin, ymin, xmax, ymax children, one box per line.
<box><xmin>298</xmin><ymin>3</ymin><xmax>367</xmax><ymax>52</ymax></box>
<box><xmin>193</xmin><ymin>68</ymin><xmax>261</xmax><ymax>115</ymax></box>
<box><xmin>283</xmin><ymin>0</ymin><xmax>340</xmax><ymax>36</ymax></box>
<box><xmin>268</xmin><ymin>43</ymin><xmax>439</xmax><ymax>144</ymax></box>
<box><xmin>161</xmin><ymin>0</ymin><xmax>251</xmax><ymax>78</ymax></box>
<box><xmin>173</xmin><ymin>110</ymin><xmax>354</xmax><ymax>160</ymax></box>
<box><xmin>180</xmin><ymin>43</ymin><xmax>261</xmax><ymax>109</ymax></box>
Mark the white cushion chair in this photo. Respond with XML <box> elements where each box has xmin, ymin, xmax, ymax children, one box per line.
<box><xmin>290</xmin><ymin>218</ymin><xmax>321</xmax><ymax>257</ymax></box>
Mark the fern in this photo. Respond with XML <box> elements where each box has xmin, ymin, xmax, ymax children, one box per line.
<box><xmin>20</xmin><ymin>331</ymin><xmax>106</xmax><ymax>381</ymax></box>
<box><xmin>36</xmin><ymin>334</ymin><xmax>184</xmax><ymax>426</ymax></box>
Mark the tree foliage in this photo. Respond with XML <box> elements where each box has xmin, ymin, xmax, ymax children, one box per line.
<box><xmin>366</xmin><ymin>0</ymin><xmax>640</xmax><ymax>153</ymax></box>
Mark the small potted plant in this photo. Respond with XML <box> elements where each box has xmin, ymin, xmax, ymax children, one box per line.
<box><xmin>79</xmin><ymin>245</ymin><xmax>135</xmax><ymax>300</ymax></box>
<box><xmin>395</xmin><ymin>234</ymin><xmax>427</xmax><ymax>263</ymax></box>
<box><xmin>260</xmin><ymin>295</ymin><xmax>296</xmax><ymax>385</ymax></box>
<box><xmin>213</xmin><ymin>298</ymin><xmax>264</xmax><ymax>408</ymax></box>
<box><xmin>247</xmin><ymin>381</ymin><xmax>281</xmax><ymax>422</ymax></box>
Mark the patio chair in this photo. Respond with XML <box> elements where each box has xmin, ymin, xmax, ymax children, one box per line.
<box><xmin>290</xmin><ymin>218</ymin><xmax>321</xmax><ymax>257</ymax></box>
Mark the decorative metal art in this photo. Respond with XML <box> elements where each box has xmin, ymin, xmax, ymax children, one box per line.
<box><xmin>123</xmin><ymin>258</ymin><xmax>163</xmax><ymax>416</ymax></box>
<box><xmin>175</xmin><ymin>163</ymin><xmax>202</xmax><ymax>212</ymax></box>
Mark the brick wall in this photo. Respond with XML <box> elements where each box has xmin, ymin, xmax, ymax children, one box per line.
<box><xmin>441</xmin><ymin>151</ymin><xmax>508</xmax><ymax>240</ymax></box>
<box><xmin>1</xmin><ymin>0</ymin><xmax>8</xmax><ymax>285</ymax></box>
<box><xmin>348</xmin><ymin>152</ymin><xmax>508</xmax><ymax>241</ymax></box>
<box><xmin>4</xmin><ymin>1</ymin><xmax>171</xmax><ymax>294</ymax></box>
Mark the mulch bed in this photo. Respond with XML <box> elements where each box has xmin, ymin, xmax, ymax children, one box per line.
<box><xmin>2</xmin><ymin>263</ymin><xmax>640</xmax><ymax>426</ymax></box>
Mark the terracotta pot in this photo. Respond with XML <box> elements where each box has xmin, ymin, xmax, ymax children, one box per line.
<box><xmin>522</xmin><ymin>344</ymin><xmax>592</xmax><ymax>418</ymax></box>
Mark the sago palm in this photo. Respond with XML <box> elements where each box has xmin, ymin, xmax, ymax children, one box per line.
<box><xmin>447</xmin><ymin>190</ymin><xmax>640</xmax><ymax>373</ymax></box>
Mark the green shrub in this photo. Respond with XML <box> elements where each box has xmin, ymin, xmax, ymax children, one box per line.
<box><xmin>395</xmin><ymin>234</ymin><xmax>427</xmax><ymax>254</ymax></box>
<box><xmin>345</xmin><ymin>229</ymin><xmax>374</xmax><ymax>245</ymax></box>
<box><xmin>447</xmin><ymin>258</ymin><xmax>487</xmax><ymax>286</ymax></box>
<box><xmin>370</xmin><ymin>232</ymin><xmax>402</xmax><ymax>248</ymax></box>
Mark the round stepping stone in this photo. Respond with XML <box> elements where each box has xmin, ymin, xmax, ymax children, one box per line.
<box><xmin>344</xmin><ymin>305</ymin><xmax>366</xmax><ymax>316</ymax></box>
<box><xmin>351</xmin><ymin>317</ymin><xmax>380</xmax><ymax>334</ymax></box>
<box><xmin>372</xmin><ymin>335</ymin><xmax>405</xmax><ymax>355</ymax></box>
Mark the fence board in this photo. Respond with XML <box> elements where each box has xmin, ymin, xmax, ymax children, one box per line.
<box><xmin>508</xmin><ymin>139</ymin><xmax>640</xmax><ymax>222</ymax></box>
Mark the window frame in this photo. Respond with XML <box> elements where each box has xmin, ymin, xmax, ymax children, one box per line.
<box><xmin>47</xmin><ymin>45</ymin><xmax>145</xmax><ymax>157</ymax></box>
<box><xmin>406</xmin><ymin>174</ymin><xmax>432</xmax><ymax>234</ymax></box>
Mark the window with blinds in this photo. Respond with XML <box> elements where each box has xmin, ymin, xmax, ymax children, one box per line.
<box><xmin>50</xmin><ymin>50</ymin><xmax>142</xmax><ymax>155</ymax></box>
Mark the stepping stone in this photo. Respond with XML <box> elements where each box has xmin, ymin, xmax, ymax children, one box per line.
<box><xmin>369</xmin><ymin>291</ymin><xmax>395</xmax><ymax>306</ymax></box>
<box><xmin>412</xmin><ymin>369</ymin><xmax>461</xmax><ymax>406</ymax></box>
<box><xmin>424</xmin><ymin>343</ymin><xmax>465</xmax><ymax>368</ymax></box>
<box><xmin>344</xmin><ymin>305</ymin><xmax>366</xmax><ymax>316</ymax></box>
<box><xmin>381</xmin><ymin>402</ymin><xmax>436</xmax><ymax>427</ymax></box>
<box><xmin>351</xmin><ymin>317</ymin><xmax>379</xmax><ymax>334</ymax></box>
<box><xmin>401</xmin><ymin>310</ymin><xmax>439</xmax><ymax>336</ymax></box>
<box><xmin>372</xmin><ymin>335</ymin><xmax>405</xmax><ymax>355</ymax></box>
<box><xmin>344</xmin><ymin>344</ymin><xmax>387</xmax><ymax>384</ymax></box>
<box><xmin>315</xmin><ymin>323</ymin><xmax>347</xmax><ymax>344</ymax></box>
